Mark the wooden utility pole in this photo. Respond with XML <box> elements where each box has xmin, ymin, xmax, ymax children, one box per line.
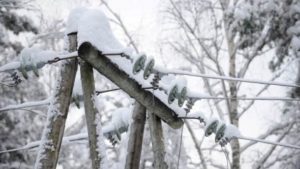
<box><xmin>80</xmin><ymin>58</ymin><xmax>105</xmax><ymax>169</ymax></box>
<box><xmin>34</xmin><ymin>33</ymin><xmax>78</xmax><ymax>169</ymax></box>
<box><xmin>149</xmin><ymin>112</ymin><xmax>168</xmax><ymax>169</ymax></box>
<box><xmin>125</xmin><ymin>102</ymin><xmax>146</xmax><ymax>169</ymax></box>
<box><xmin>78</xmin><ymin>42</ymin><xmax>183</xmax><ymax>129</ymax></box>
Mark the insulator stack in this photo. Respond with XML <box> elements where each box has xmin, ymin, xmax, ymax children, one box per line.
<box><xmin>151</xmin><ymin>73</ymin><xmax>161</xmax><ymax>90</ymax></box>
<box><xmin>132</xmin><ymin>55</ymin><xmax>146</xmax><ymax>75</ymax></box>
<box><xmin>215</xmin><ymin>124</ymin><xmax>226</xmax><ymax>142</ymax></box>
<box><xmin>184</xmin><ymin>98</ymin><xmax>195</xmax><ymax>114</ymax></box>
<box><xmin>205</xmin><ymin>120</ymin><xmax>219</xmax><ymax>137</ymax></box>
<box><xmin>11</xmin><ymin>72</ymin><xmax>22</xmax><ymax>85</ymax></box>
<box><xmin>107</xmin><ymin>134</ymin><xmax>120</xmax><ymax>146</ymax></box>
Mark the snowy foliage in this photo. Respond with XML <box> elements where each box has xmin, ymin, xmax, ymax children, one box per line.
<box><xmin>0</xmin><ymin>0</ymin><xmax>46</xmax><ymax>168</ymax></box>
<box><xmin>227</xmin><ymin>0</ymin><xmax>300</xmax><ymax>70</ymax></box>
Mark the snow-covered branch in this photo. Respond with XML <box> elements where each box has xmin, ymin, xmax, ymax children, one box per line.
<box><xmin>0</xmin><ymin>99</ymin><xmax>50</xmax><ymax>112</ymax></box>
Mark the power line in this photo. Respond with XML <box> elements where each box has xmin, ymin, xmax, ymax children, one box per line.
<box><xmin>95</xmin><ymin>86</ymin><xmax>153</xmax><ymax>95</ymax></box>
<box><xmin>179</xmin><ymin>117</ymin><xmax>300</xmax><ymax>150</ymax></box>
<box><xmin>101</xmin><ymin>52</ymin><xmax>300</xmax><ymax>88</ymax></box>
<box><xmin>236</xmin><ymin>136</ymin><xmax>300</xmax><ymax>150</ymax></box>
<box><xmin>0</xmin><ymin>99</ymin><xmax>50</xmax><ymax>112</ymax></box>
<box><xmin>0</xmin><ymin>52</ymin><xmax>78</xmax><ymax>73</ymax></box>
<box><xmin>190</xmin><ymin>96</ymin><xmax>300</xmax><ymax>102</ymax></box>
<box><xmin>163</xmin><ymin>69</ymin><xmax>300</xmax><ymax>88</ymax></box>
<box><xmin>96</xmin><ymin>87</ymin><xmax>299</xmax><ymax>101</ymax></box>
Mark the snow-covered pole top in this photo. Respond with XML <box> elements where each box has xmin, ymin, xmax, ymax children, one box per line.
<box><xmin>70</xmin><ymin>6</ymin><xmax>183</xmax><ymax>128</ymax></box>
<box><xmin>77</xmin><ymin>8</ymin><xmax>126</xmax><ymax>53</ymax></box>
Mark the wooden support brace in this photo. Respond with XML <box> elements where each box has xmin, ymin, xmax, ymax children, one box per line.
<box><xmin>80</xmin><ymin>59</ymin><xmax>105</xmax><ymax>169</ymax></box>
<box><xmin>149</xmin><ymin>113</ymin><xmax>168</xmax><ymax>169</ymax></box>
<box><xmin>34</xmin><ymin>33</ymin><xmax>78</xmax><ymax>169</ymax></box>
<box><xmin>78</xmin><ymin>42</ymin><xmax>183</xmax><ymax>129</ymax></box>
<box><xmin>125</xmin><ymin>102</ymin><xmax>146</xmax><ymax>169</ymax></box>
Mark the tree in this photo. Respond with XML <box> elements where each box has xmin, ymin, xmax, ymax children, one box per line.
<box><xmin>0</xmin><ymin>0</ymin><xmax>46</xmax><ymax>168</ymax></box>
<box><xmin>163</xmin><ymin>0</ymin><xmax>300</xmax><ymax>168</ymax></box>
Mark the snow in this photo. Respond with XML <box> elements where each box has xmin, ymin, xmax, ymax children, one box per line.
<box><xmin>77</xmin><ymin>8</ymin><xmax>125</xmax><ymax>53</ymax></box>
<box><xmin>95</xmin><ymin>113</ymin><xmax>108</xmax><ymax>169</ymax></box>
<box><xmin>289</xmin><ymin>3</ymin><xmax>300</xmax><ymax>17</ymax></box>
<box><xmin>91</xmin><ymin>93</ymin><xmax>109</xmax><ymax>168</ymax></box>
<box><xmin>34</xmin><ymin>96</ymin><xmax>59</xmax><ymax>169</ymax></box>
<box><xmin>0</xmin><ymin>99</ymin><xmax>50</xmax><ymax>112</ymax></box>
<box><xmin>0</xmin><ymin>61</ymin><xmax>20</xmax><ymax>72</ymax></box>
<box><xmin>168</xmin><ymin>76</ymin><xmax>186</xmax><ymax>93</ymax></box>
<box><xmin>179</xmin><ymin>111</ymin><xmax>207</xmax><ymax>122</ymax></box>
<box><xmin>186</xmin><ymin>89</ymin><xmax>207</xmax><ymax>99</ymax></box>
<box><xmin>103</xmin><ymin>107</ymin><xmax>132</xmax><ymax>133</ymax></box>
<box><xmin>204</xmin><ymin>117</ymin><xmax>218</xmax><ymax>132</ymax></box>
<box><xmin>4</xmin><ymin>121</ymin><xmax>136</xmax><ymax>154</ymax></box>
<box><xmin>263</xmin><ymin>1</ymin><xmax>279</xmax><ymax>13</ymax></box>
<box><xmin>63</xmin><ymin>133</ymin><xmax>88</xmax><ymax>143</ymax></box>
<box><xmin>234</xmin><ymin>6</ymin><xmax>251</xmax><ymax>20</ymax></box>
<box><xmin>113</xmin><ymin>131</ymin><xmax>130</xmax><ymax>169</ymax></box>
<box><xmin>202</xmin><ymin>117</ymin><xmax>240</xmax><ymax>145</ymax></box>
<box><xmin>19</xmin><ymin>46</ymin><xmax>59</xmax><ymax>68</ymax></box>
<box><xmin>291</xmin><ymin>36</ymin><xmax>300</xmax><ymax>51</ymax></box>
<box><xmin>66</xmin><ymin>7</ymin><xmax>88</xmax><ymax>34</ymax></box>
<box><xmin>34</xmin><ymin>62</ymin><xmax>64</xmax><ymax>169</ymax></box>
<box><xmin>73</xmin><ymin>72</ymin><xmax>83</xmax><ymax>96</ymax></box>
<box><xmin>224</xmin><ymin>124</ymin><xmax>241</xmax><ymax>139</ymax></box>
<box><xmin>0</xmin><ymin>47</ymin><xmax>74</xmax><ymax>73</ymax></box>
<box><xmin>287</xmin><ymin>21</ymin><xmax>300</xmax><ymax>36</ymax></box>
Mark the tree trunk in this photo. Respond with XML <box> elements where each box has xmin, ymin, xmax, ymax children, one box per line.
<box><xmin>34</xmin><ymin>33</ymin><xmax>78</xmax><ymax>169</ymax></box>
<box><xmin>221</xmin><ymin>1</ymin><xmax>241</xmax><ymax>167</ymax></box>
<box><xmin>125</xmin><ymin>102</ymin><xmax>146</xmax><ymax>169</ymax></box>
<box><xmin>80</xmin><ymin>59</ymin><xmax>106</xmax><ymax>169</ymax></box>
<box><xmin>148</xmin><ymin>112</ymin><xmax>168</xmax><ymax>169</ymax></box>
<box><xmin>78</xmin><ymin>42</ymin><xmax>183</xmax><ymax>129</ymax></box>
<box><xmin>227</xmin><ymin>34</ymin><xmax>240</xmax><ymax>169</ymax></box>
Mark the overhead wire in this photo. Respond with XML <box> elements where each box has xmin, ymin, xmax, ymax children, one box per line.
<box><xmin>236</xmin><ymin>136</ymin><xmax>300</xmax><ymax>150</ymax></box>
<box><xmin>100</xmin><ymin>52</ymin><xmax>300</xmax><ymax>88</ymax></box>
<box><xmin>162</xmin><ymin>70</ymin><xmax>300</xmax><ymax>88</ymax></box>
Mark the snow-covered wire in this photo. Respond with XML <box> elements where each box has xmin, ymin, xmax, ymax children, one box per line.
<box><xmin>236</xmin><ymin>136</ymin><xmax>300</xmax><ymax>150</ymax></box>
<box><xmin>95</xmin><ymin>86</ymin><xmax>153</xmax><ymax>95</ymax></box>
<box><xmin>96</xmin><ymin>87</ymin><xmax>300</xmax><ymax>101</ymax></box>
<box><xmin>0</xmin><ymin>51</ymin><xmax>78</xmax><ymax>73</ymax></box>
<box><xmin>179</xmin><ymin>116</ymin><xmax>300</xmax><ymax>150</ymax></box>
<box><xmin>101</xmin><ymin>52</ymin><xmax>300</xmax><ymax>88</ymax></box>
<box><xmin>162</xmin><ymin>69</ymin><xmax>300</xmax><ymax>88</ymax></box>
<box><xmin>190</xmin><ymin>95</ymin><xmax>300</xmax><ymax>102</ymax></box>
<box><xmin>0</xmin><ymin>99</ymin><xmax>50</xmax><ymax>113</ymax></box>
